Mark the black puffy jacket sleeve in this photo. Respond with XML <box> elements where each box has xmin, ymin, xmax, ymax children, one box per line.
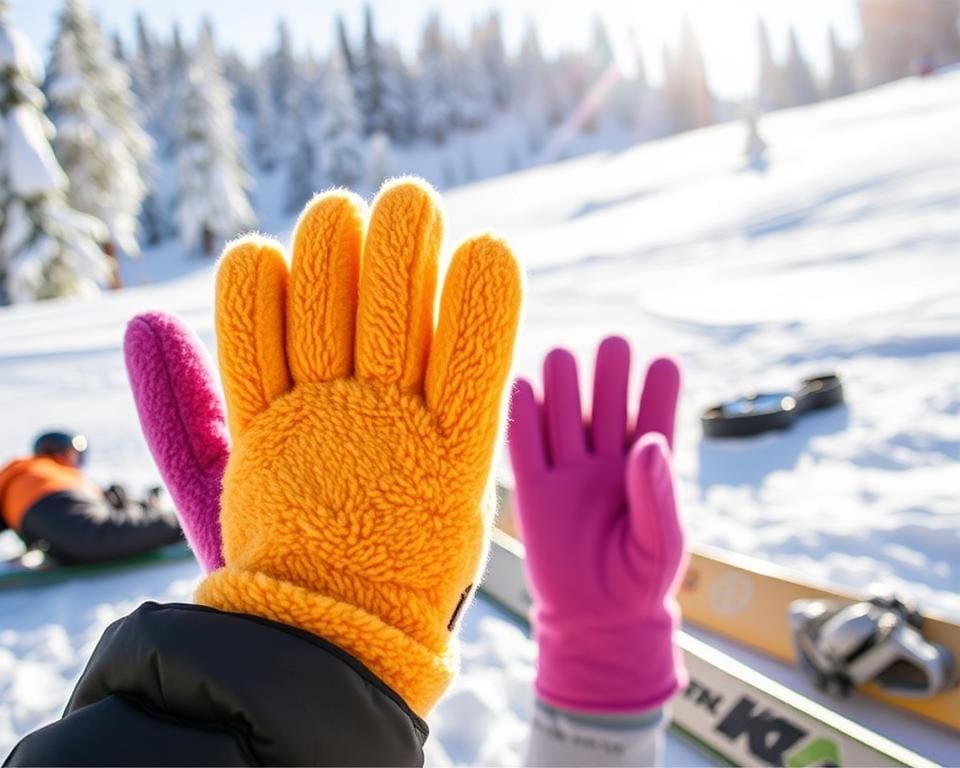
<box><xmin>4</xmin><ymin>602</ymin><xmax>428</xmax><ymax>766</ymax></box>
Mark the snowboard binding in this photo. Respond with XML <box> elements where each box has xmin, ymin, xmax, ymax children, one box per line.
<box><xmin>700</xmin><ymin>373</ymin><xmax>844</xmax><ymax>438</ymax></box>
<box><xmin>790</xmin><ymin>595</ymin><xmax>957</xmax><ymax>699</ymax></box>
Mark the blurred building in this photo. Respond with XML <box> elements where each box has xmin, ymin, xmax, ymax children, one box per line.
<box><xmin>857</xmin><ymin>0</ymin><xmax>960</xmax><ymax>85</ymax></box>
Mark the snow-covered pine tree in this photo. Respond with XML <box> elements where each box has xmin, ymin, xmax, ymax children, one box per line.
<box><xmin>223</xmin><ymin>51</ymin><xmax>257</xmax><ymax>115</ymax></box>
<box><xmin>269</xmin><ymin>19</ymin><xmax>297</xmax><ymax>110</ymax></box>
<box><xmin>132</xmin><ymin>13</ymin><xmax>157</xmax><ymax>94</ymax></box>
<box><xmin>365</xmin><ymin>131</ymin><xmax>392</xmax><ymax>192</ymax></box>
<box><xmin>354</xmin><ymin>6</ymin><xmax>410</xmax><ymax>141</ymax></box>
<box><xmin>130</xmin><ymin>14</ymin><xmax>163</xmax><ymax>131</ymax></box>
<box><xmin>631</xmin><ymin>30</ymin><xmax>668</xmax><ymax>138</ymax></box>
<box><xmin>0</xmin><ymin>4</ymin><xmax>109</xmax><ymax>303</ymax></box>
<box><xmin>606</xmin><ymin>27</ymin><xmax>661</xmax><ymax>138</ymax></box>
<box><xmin>137</xmin><ymin>187</ymin><xmax>165</xmax><ymax>245</ymax></box>
<box><xmin>267</xmin><ymin>19</ymin><xmax>299</xmax><ymax>160</ymax></box>
<box><xmin>316</xmin><ymin>50</ymin><xmax>363</xmax><ymax>188</ymax></box>
<box><xmin>416</xmin><ymin>13</ymin><xmax>453</xmax><ymax>144</ymax></box>
<box><xmin>542</xmin><ymin>52</ymin><xmax>579</xmax><ymax>132</ymax></box>
<box><xmin>661</xmin><ymin>16</ymin><xmax>713</xmax><ymax>132</ymax></box>
<box><xmin>514</xmin><ymin>21</ymin><xmax>544</xmax><ymax>103</ymax></box>
<box><xmin>336</xmin><ymin>15</ymin><xmax>356</xmax><ymax>77</ymax></box>
<box><xmin>450</xmin><ymin>34</ymin><xmax>492</xmax><ymax>130</ymax></box>
<box><xmin>382</xmin><ymin>43</ymin><xmax>415</xmax><ymax>141</ymax></box>
<box><xmin>557</xmin><ymin>47</ymin><xmax>589</xmax><ymax>112</ymax></box>
<box><xmin>514</xmin><ymin>21</ymin><xmax>553</xmax><ymax>151</ymax></box>
<box><xmin>608</xmin><ymin>61</ymin><xmax>637</xmax><ymax>134</ymax></box>
<box><xmin>756</xmin><ymin>17</ymin><xmax>788</xmax><ymax>112</ymax></box>
<box><xmin>111</xmin><ymin>32</ymin><xmax>124</xmax><ymax>62</ymax></box>
<box><xmin>660</xmin><ymin>41</ymin><xmax>675</xmax><ymax>123</ymax></box>
<box><xmin>586</xmin><ymin>16</ymin><xmax>631</xmax><ymax>132</ymax></box>
<box><xmin>826</xmin><ymin>26</ymin><xmax>855</xmax><ymax>99</ymax></box>
<box><xmin>476</xmin><ymin>11</ymin><xmax>510</xmax><ymax>110</ymax></box>
<box><xmin>252</xmin><ymin>71</ymin><xmax>277</xmax><ymax>171</ymax></box>
<box><xmin>586</xmin><ymin>16</ymin><xmax>615</xmax><ymax>79</ymax></box>
<box><xmin>170</xmin><ymin>22</ymin><xmax>186</xmax><ymax>72</ymax></box>
<box><xmin>284</xmin><ymin>57</ymin><xmax>324</xmax><ymax>211</ymax></box>
<box><xmin>128</xmin><ymin>14</ymin><xmax>169</xmax><ymax>244</ymax></box>
<box><xmin>150</xmin><ymin>22</ymin><xmax>190</xmax><ymax>160</ymax></box>
<box><xmin>172</xmin><ymin>24</ymin><xmax>255</xmax><ymax>254</ymax></box>
<box><xmin>46</xmin><ymin>0</ymin><xmax>152</xmax><ymax>258</ymax></box>
<box><xmin>284</xmin><ymin>115</ymin><xmax>315</xmax><ymax>212</ymax></box>
<box><xmin>784</xmin><ymin>26</ymin><xmax>818</xmax><ymax>106</ymax></box>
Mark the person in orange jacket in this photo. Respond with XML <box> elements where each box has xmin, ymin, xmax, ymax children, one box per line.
<box><xmin>0</xmin><ymin>430</ymin><xmax>182</xmax><ymax>564</ymax></box>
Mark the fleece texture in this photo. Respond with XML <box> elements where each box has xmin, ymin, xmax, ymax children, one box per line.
<box><xmin>508</xmin><ymin>340</ymin><xmax>686</xmax><ymax>713</ymax></box>
<box><xmin>193</xmin><ymin>179</ymin><xmax>523</xmax><ymax>717</ymax></box>
<box><xmin>124</xmin><ymin>312</ymin><xmax>230</xmax><ymax>572</ymax></box>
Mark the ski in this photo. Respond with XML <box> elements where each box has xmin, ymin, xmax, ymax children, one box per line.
<box><xmin>678</xmin><ymin>545</ymin><xmax>960</xmax><ymax>733</ymax></box>
<box><xmin>0</xmin><ymin>541</ymin><xmax>194</xmax><ymax>590</ymax></box>
<box><xmin>481</xmin><ymin>527</ymin><xmax>938</xmax><ymax>768</ymax></box>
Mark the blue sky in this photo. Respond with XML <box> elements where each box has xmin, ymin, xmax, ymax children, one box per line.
<box><xmin>11</xmin><ymin>0</ymin><xmax>861</xmax><ymax>101</ymax></box>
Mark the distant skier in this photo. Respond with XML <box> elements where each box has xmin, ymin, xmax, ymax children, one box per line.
<box><xmin>744</xmin><ymin>110</ymin><xmax>768</xmax><ymax>171</ymax></box>
<box><xmin>0</xmin><ymin>430</ymin><xmax>182</xmax><ymax>564</ymax></box>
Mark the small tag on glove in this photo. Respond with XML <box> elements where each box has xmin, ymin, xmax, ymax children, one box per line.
<box><xmin>448</xmin><ymin>584</ymin><xmax>473</xmax><ymax>631</ymax></box>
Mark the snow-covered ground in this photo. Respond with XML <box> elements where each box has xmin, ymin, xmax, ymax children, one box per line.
<box><xmin>1</xmin><ymin>70</ymin><xmax>959</xmax><ymax>762</ymax></box>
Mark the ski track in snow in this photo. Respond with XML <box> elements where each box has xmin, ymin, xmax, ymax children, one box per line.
<box><xmin>1</xmin><ymin>72</ymin><xmax>959</xmax><ymax>762</ymax></box>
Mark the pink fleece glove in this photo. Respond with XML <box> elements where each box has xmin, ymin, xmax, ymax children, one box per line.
<box><xmin>508</xmin><ymin>336</ymin><xmax>687</xmax><ymax>713</ymax></box>
<box><xmin>123</xmin><ymin>311</ymin><xmax>228</xmax><ymax>572</ymax></box>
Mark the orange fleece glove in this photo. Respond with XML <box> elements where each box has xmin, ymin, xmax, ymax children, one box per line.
<box><xmin>194</xmin><ymin>179</ymin><xmax>522</xmax><ymax>717</ymax></box>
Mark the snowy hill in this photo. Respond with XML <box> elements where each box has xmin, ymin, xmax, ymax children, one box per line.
<box><xmin>1</xmin><ymin>71</ymin><xmax>959</xmax><ymax>762</ymax></box>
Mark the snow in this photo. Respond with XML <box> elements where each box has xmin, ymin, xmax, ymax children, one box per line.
<box><xmin>0</xmin><ymin>23</ymin><xmax>41</xmax><ymax>85</ymax></box>
<box><xmin>315</xmin><ymin>51</ymin><xmax>365</xmax><ymax>188</ymax></box>
<box><xmin>4</xmin><ymin>105</ymin><xmax>65</xmax><ymax>197</ymax></box>
<box><xmin>1</xmin><ymin>70</ymin><xmax>959</xmax><ymax>763</ymax></box>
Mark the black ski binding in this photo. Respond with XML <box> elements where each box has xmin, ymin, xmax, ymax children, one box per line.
<box><xmin>701</xmin><ymin>373</ymin><xmax>844</xmax><ymax>438</ymax></box>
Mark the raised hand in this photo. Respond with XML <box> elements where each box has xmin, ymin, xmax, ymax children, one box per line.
<box><xmin>166</xmin><ymin>179</ymin><xmax>521</xmax><ymax>718</ymax></box>
<box><xmin>508</xmin><ymin>337</ymin><xmax>686</xmax><ymax>712</ymax></box>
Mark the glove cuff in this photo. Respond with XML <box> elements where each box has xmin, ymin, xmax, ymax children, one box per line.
<box><xmin>533</xmin><ymin>606</ymin><xmax>686</xmax><ymax>714</ymax></box>
<box><xmin>195</xmin><ymin>567</ymin><xmax>455</xmax><ymax>717</ymax></box>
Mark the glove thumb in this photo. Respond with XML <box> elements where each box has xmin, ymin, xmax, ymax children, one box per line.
<box><xmin>625</xmin><ymin>432</ymin><xmax>686</xmax><ymax>604</ymax></box>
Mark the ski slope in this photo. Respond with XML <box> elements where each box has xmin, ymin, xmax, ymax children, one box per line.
<box><xmin>1</xmin><ymin>70</ymin><xmax>959</xmax><ymax>762</ymax></box>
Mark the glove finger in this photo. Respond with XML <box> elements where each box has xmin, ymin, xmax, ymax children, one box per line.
<box><xmin>634</xmin><ymin>356</ymin><xmax>681</xmax><ymax>449</ymax></box>
<box><xmin>356</xmin><ymin>179</ymin><xmax>442</xmax><ymax>393</ymax></box>
<box><xmin>288</xmin><ymin>191</ymin><xmax>365</xmax><ymax>383</ymax></box>
<box><xmin>591</xmin><ymin>336</ymin><xmax>630</xmax><ymax>456</ymax></box>
<box><xmin>426</xmin><ymin>235</ymin><xmax>522</xmax><ymax>464</ymax></box>
<box><xmin>124</xmin><ymin>312</ymin><xmax>228</xmax><ymax>572</ymax></box>
<box><xmin>543</xmin><ymin>348</ymin><xmax>587</xmax><ymax>464</ymax></box>
<box><xmin>626</xmin><ymin>433</ymin><xmax>686</xmax><ymax>600</ymax></box>
<box><xmin>216</xmin><ymin>237</ymin><xmax>292</xmax><ymax>436</ymax></box>
<box><xmin>507</xmin><ymin>379</ymin><xmax>547</xmax><ymax>480</ymax></box>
